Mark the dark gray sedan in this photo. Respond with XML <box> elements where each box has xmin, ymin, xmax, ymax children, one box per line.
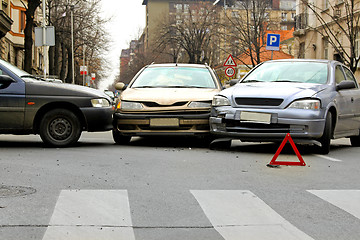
<box><xmin>0</xmin><ymin>59</ymin><xmax>113</xmax><ymax>147</ymax></box>
<box><xmin>210</xmin><ymin>59</ymin><xmax>360</xmax><ymax>154</ymax></box>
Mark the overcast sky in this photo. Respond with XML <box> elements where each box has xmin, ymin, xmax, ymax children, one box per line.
<box><xmin>99</xmin><ymin>0</ymin><xmax>146</xmax><ymax>89</ymax></box>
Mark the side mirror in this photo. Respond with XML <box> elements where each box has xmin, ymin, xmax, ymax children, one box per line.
<box><xmin>0</xmin><ymin>75</ymin><xmax>15</xmax><ymax>84</ymax></box>
<box><xmin>115</xmin><ymin>82</ymin><xmax>126</xmax><ymax>90</ymax></box>
<box><xmin>229</xmin><ymin>79</ymin><xmax>239</xmax><ymax>86</ymax></box>
<box><xmin>336</xmin><ymin>80</ymin><xmax>356</xmax><ymax>91</ymax></box>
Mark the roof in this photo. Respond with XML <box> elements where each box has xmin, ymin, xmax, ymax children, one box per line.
<box><xmin>235</xmin><ymin>47</ymin><xmax>294</xmax><ymax>66</ymax></box>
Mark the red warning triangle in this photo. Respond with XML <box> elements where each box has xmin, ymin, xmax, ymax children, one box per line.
<box><xmin>268</xmin><ymin>133</ymin><xmax>306</xmax><ymax>166</ymax></box>
<box><xmin>223</xmin><ymin>54</ymin><xmax>237</xmax><ymax>67</ymax></box>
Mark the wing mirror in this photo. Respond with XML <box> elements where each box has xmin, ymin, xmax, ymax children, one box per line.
<box><xmin>229</xmin><ymin>79</ymin><xmax>239</xmax><ymax>86</ymax></box>
<box><xmin>336</xmin><ymin>80</ymin><xmax>356</xmax><ymax>91</ymax></box>
<box><xmin>115</xmin><ymin>82</ymin><xmax>126</xmax><ymax>90</ymax></box>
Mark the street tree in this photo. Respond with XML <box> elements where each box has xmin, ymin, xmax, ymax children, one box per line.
<box><xmin>24</xmin><ymin>0</ymin><xmax>41</xmax><ymax>73</ymax></box>
<box><xmin>47</xmin><ymin>0</ymin><xmax>110</xmax><ymax>85</ymax></box>
<box><xmin>224</xmin><ymin>0</ymin><xmax>274</xmax><ymax>68</ymax></box>
<box><xmin>300</xmin><ymin>0</ymin><xmax>360</xmax><ymax>73</ymax></box>
<box><xmin>155</xmin><ymin>2</ymin><xmax>221</xmax><ymax>64</ymax></box>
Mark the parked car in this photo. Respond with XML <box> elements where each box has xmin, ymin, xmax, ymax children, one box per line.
<box><xmin>210</xmin><ymin>59</ymin><xmax>360</xmax><ymax>154</ymax></box>
<box><xmin>112</xmin><ymin>63</ymin><xmax>223</xmax><ymax>144</ymax></box>
<box><xmin>0</xmin><ymin>59</ymin><xmax>113</xmax><ymax>147</ymax></box>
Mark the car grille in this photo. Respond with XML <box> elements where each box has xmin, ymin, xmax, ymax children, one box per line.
<box><xmin>141</xmin><ymin>101</ymin><xmax>188</xmax><ymax>107</ymax></box>
<box><xmin>224</xmin><ymin>120</ymin><xmax>290</xmax><ymax>133</ymax></box>
<box><xmin>235</xmin><ymin>98</ymin><xmax>283</xmax><ymax>106</ymax></box>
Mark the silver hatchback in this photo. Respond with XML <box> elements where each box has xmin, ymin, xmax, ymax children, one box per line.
<box><xmin>210</xmin><ymin>59</ymin><xmax>360</xmax><ymax>154</ymax></box>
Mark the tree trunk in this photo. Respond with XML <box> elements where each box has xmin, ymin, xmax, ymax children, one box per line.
<box><xmin>59</xmin><ymin>42</ymin><xmax>67</xmax><ymax>81</ymax></box>
<box><xmin>24</xmin><ymin>0</ymin><xmax>41</xmax><ymax>73</ymax></box>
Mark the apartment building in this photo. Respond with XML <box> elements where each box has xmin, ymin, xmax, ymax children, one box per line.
<box><xmin>0</xmin><ymin>0</ymin><xmax>43</xmax><ymax>73</ymax></box>
<box><xmin>142</xmin><ymin>0</ymin><xmax>296</xmax><ymax>63</ymax></box>
<box><xmin>294</xmin><ymin>0</ymin><xmax>360</xmax><ymax>77</ymax></box>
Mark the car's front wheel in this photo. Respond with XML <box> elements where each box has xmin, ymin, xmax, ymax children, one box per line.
<box><xmin>318</xmin><ymin>112</ymin><xmax>332</xmax><ymax>154</ymax></box>
<box><xmin>39</xmin><ymin>109</ymin><xmax>81</xmax><ymax>147</ymax></box>
<box><xmin>112</xmin><ymin>129</ymin><xmax>131</xmax><ymax>144</ymax></box>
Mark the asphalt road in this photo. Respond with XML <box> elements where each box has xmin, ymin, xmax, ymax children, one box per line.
<box><xmin>0</xmin><ymin>132</ymin><xmax>359</xmax><ymax>240</ymax></box>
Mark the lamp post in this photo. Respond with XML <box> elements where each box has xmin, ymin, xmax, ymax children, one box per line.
<box><xmin>42</xmin><ymin>0</ymin><xmax>47</xmax><ymax>80</ymax></box>
<box><xmin>70</xmin><ymin>5</ymin><xmax>75</xmax><ymax>84</ymax></box>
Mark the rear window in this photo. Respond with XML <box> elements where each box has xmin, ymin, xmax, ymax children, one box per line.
<box><xmin>131</xmin><ymin>67</ymin><xmax>216</xmax><ymax>88</ymax></box>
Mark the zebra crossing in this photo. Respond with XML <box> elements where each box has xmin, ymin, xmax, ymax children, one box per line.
<box><xmin>41</xmin><ymin>189</ymin><xmax>360</xmax><ymax>240</ymax></box>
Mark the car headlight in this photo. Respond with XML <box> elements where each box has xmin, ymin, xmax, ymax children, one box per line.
<box><xmin>212</xmin><ymin>95</ymin><xmax>231</xmax><ymax>106</ymax></box>
<box><xmin>288</xmin><ymin>99</ymin><xmax>320</xmax><ymax>110</ymax></box>
<box><xmin>91</xmin><ymin>98</ymin><xmax>110</xmax><ymax>107</ymax></box>
<box><xmin>188</xmin><ymin>101</ymin><xmax>211</xmax><ymax>108</ymax></box>
<box><xmin>119</xmin><ymin>101</ymin><xmax>144</xmax><ymax>110</ymax></box>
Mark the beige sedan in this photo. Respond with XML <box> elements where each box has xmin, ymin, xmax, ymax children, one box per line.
<box><xmin>112</xmin><ymin>63</ymin><xmax>223</xmax><ymax>144</ymax></box>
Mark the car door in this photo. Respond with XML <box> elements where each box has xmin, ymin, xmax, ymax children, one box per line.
<box><xmin>333</xmin><ymin>65</ymin><xmax>359</xmax><ymax>136</ymax></box>
<box><xmin>0</xmin><ymin>67</ymin><xmax>26</xmax><ymax>131</ymax></box>
<box><xmin>342</xmin><ymin>66</ymin><xmax>360</xmax><ymax>130</ymax></box>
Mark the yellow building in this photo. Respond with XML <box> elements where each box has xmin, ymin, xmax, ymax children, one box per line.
<box><xmin>0</xmin><ymin>0</ymin><xmax>43</xmax><ymax>73</ymax></box>
<box><xmin>294</xmin><ymin>0</ymin><xmax>360</xmax><ymax>79</ymax></box>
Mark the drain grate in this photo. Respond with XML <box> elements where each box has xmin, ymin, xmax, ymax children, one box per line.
<box><xmin>0</xmin><ymin>185</ymin><xmax>36</xmax><ymax>198</ymax></box>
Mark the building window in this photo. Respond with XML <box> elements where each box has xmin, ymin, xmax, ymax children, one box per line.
<box><xmin>175</xmin><ymin>4</ymin><xmax>182</xmax><ymax>13</ymax></box>
<box><xmin>324</xmin><ymin>0</ymin><xmax>329</xmax><ymax>9</ymax></box>
<box><xmin>299</xmin><ymin>42</ymin><xmax>305</xmax><ymax>58</ymax></box>
<box><xmin>20</xmin><ymin>10</ymin><xmax>26</xmax><ymax>33</ymax></box>
<box><xmin>184</xmin><ymin>4</ymin><xmax>189</xmax><ymax>13</ymax></box>
<box><xmin>281</xmin><ymin>12</ymin><xmax>287</xmax><ymax>21</ymax></box>
<box><xmin>355</xmin><ymin>31</ymin><xmax>360</xmax><ymax>58</ymax></box>
<box><xmin>324</xmin><ymin>38</ymin><xmax>329</xmax><ymax>59</ymax></box>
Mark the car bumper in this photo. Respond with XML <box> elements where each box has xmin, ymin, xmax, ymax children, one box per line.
<box><xmin>113</xmin><ymin>111</ymin><xmax>211</xmax><ymax>136</ymax></box>
<box><xmin>210</xmin><ymin>106</ymin><xmax>326</xmax><ymax>141</ymax></box>
<box><xmin>81</xmin><ymin>106</ymin><xmax>113</xmax><ymax>132</ymax></box>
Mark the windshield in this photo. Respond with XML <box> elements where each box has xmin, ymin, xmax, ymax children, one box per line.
<box><xmin>242</xmin><ymin>61</ymin><xmax>328</xmax><ymax>84</ymax></box>
<box><xmin>0</xmin><ymin>59</ymin><xmax>31</xmax><ymax>78</ymax></box>
<box><xmin>131</xmin><ymin>66</ymin><xmax>217</xmax><ymax>88</ymax></box>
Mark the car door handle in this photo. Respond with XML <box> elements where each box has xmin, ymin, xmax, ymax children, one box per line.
<box><xmin>351</xmin><ymin>97</ymin><xmax>354</xmax><ymax>103</ymax></box>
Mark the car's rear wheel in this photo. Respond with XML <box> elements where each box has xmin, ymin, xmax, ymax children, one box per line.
<box><xmin>39</xmin><ymin>109</ymin><xmax>81</xmax><ymax>147</ymax></box>
<box><xmin>112</xmin><ymin>129</ymin><xmax>131</xmax><ymax>144</ymax></box>
<box><xmin>319</xmin><ymin>112</ymin><xmax>332</xmax><ymax>154</ymax></box>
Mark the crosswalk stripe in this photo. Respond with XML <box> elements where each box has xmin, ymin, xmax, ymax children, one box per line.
<box><xmin>308</xmin><ymin>190</ymin><xmax>360</xmax><ymax>219</ymax></box>
<box><xmin>42</xmin><ymin>190</ymin><xmax>135</xmax><ymax>240</ymax></box>
<box><xmin>191</xmin><ymin>190</ymin><xmax>314</xmax><ymax>240</ymax></box>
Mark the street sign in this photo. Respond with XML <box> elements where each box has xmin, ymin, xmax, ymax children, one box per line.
<box><xmin>224</xmin><ymin>54</ymin><xmax>237</xmax><ymax>67</ymax></box>
<box><xmin>35</xmin><ymin>26</ymin><xmax>55</xmax><ymax>47</ymax></box>
<box><xmin>91</xmin><ymin>73</ymin><xmax>96</xmax><ymax>80</ymax></box>
<box><xmin>266</xmin><ymin>33</ymin><xmax>280</xmax><ymax>51</ymax></box>
<box><xmin>225</xmin><ymin>67</ymin><xmax>235</xmax><ymax>78</ymax></box>
<box><xmin>80</xmin><ymin>66</ymin><xmax>88</xmax><ymax>75</ymax></box>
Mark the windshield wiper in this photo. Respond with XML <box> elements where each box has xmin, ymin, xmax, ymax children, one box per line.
<box><xmin>273</xmin><ymin>80</ymin><xmax>301</xmax><ymax>83</ymax></box>
<box><xmin>241</xmin><ymin>79</ymin><xmax>262</xmax><ymax>83</ymax></box>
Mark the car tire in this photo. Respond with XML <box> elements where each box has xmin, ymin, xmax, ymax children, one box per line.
<box><xmin>350</xmin><ymin>134</ymin><xmax>360</xmax><ymax>147</ymax></box>
<box><xmin>39</xmin><ymin>109</ymin><xmax>81</xmax><ymax>147</ymax></box>
<box><xmin>319</xmin><ymin>112</ymin><xmax>332</xmax><ymax>154</ymax></box>
<box><xmin>112</xmin><ymin>129</ymin><xmax>131</xmax><ymax>144</ymax></box>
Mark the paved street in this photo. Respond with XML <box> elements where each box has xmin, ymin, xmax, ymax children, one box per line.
<box><xmin>0</xmin><ymin>132</ymin><xmax>360</xmax><ymax>240</ymax></box>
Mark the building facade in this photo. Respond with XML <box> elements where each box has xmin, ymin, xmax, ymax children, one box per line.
<box><xmin>0</xmin><ymin>0</ymin><xmax>43</xmax><ymax>73</ymax></box>
<box><xmin>142</xmin><ymin>0</ymin><xmax>296</xmax><ymax>64</ymax></box>
<box><xmin>294</xmin><ymin>0</ymin><xmax>360</xmax><ymax>79</ymax></box>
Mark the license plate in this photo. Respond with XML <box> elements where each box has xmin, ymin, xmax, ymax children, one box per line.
<box><xmin>240</xmin><ymin>112</ymin><xmax>271</xmax><ymax>124</ymax></box>
<box><xmin>150</xmin><ymin>118</ymin><xmax>179</xmax><ymax>127</ymax></box>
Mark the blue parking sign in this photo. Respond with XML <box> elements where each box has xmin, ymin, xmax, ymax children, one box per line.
<box><xmin>266</xmin><ymin>34</ymin><xmax>280</xmax><ymax>51</ymax></box>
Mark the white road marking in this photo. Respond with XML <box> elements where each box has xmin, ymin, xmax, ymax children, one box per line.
<box><xmin>314</xmin><ymin>154</ymin><xmax>343</xmax><ymax>162</ymax></box>
<box><xmin>42</xmin><ymin>190</ymin><xmax>135</xmax><ymax>240</ymax></box>
<box><xmin>191</xmin><ymin>190</ymin><xmax>314</xmax><ymax>240</ymax></box>
<box><xmin>308</xmin><ymin>190</ymin><xmax>360</xmax><ymax>219</ymax></box>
